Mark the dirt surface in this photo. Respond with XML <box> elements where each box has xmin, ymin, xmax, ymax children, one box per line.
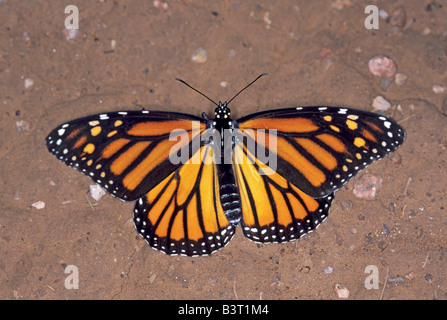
<box><xmin>1</xmin><ymin>0</ymin><xmax>447</xmax><ymax>300</ymax></box>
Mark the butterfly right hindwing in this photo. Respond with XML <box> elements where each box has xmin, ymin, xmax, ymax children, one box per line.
<box><xmin>233</xmin><ymin>140</ymin><xmax>334</xmax><ymax>243</ymax></box>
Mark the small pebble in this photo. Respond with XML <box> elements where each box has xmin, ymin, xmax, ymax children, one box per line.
<box><xmin>319</xmin><ymin>47</ymin><xmax>332</xmax><ymax>60</ymax></box>
<box><xmin>339</xmin><ymin>200</ymin><xmax>351</xmax><ymax>211</ymax></box>
<box><xmin>331</xmin><ymin>0</ymin><xmax>352</xmax><ymax>10</ymax></box>
<box><xmin>405</xmin><ymin>272</ymin><xmax>417</xmax><ymax>280</ymax></box>
<box><xmin>334</xmin><ymin>284</ymin><xmax>349</xmax><ymax>298</ymax></box>
<box><xmin>323</xmin><ymin>266</ymin><xmax>334</xmax><ymax>274</ymax></box>
<box><xmin>24</xmin><ymin>78</ymin><xmax>34</xmax><ymax>89</ymax></box>
<box><xmin>388</xmin><ymin>275</ymin><xmax>405</xmax><ymax>284</ymax></box>
<box><xmin>368</xmin><ymin>55</ymin><xmax>396</xmax><ymax>78</ymax></box>
<box><xmin>63</xmin><ymin>28</ymin><xmax>78</xmax><ymax>41</ymax></box>
<box><xmin>353</xmin><ymin>173</ymin><xmax>383</xmax><ymax>200</ymax></box>
<box><xmin>379</xmin><ymin>77</ymin><xmax>393</xmax><ymax>91</ymax></box>
<box><xmin>263</xmin><ymin>12</ymin><xmax>271</xmax><ymax>28</ymax></box>
<box><xmin>23</xmin><ymin>31</ymin><xmax>31</xmax><ymax>42</ymax></box>
<box><xmin>432</xmin><ymin>84</ymin><xmax>446</xmax><ymax>94</ymax></box>
<box><xmin>15</xmin><ymin>120</ymin><xmax>31</xmax><ymax>134</ymax></box>
<box><xmin>220</xmin><ymin>81</ymin><xmax>227</xmax><ymax>88</ymax></box>
<box><xmin>389</xmin><ymin>7</ymin><xmax>406</xmax><ymax>29</ymax></box>
<box><xmin>389</xmin><ymin>202</ymin><xmax>395</xmax><ymax>212</ymax></box>
<box><xmin>421</xmin><ymin>27</ymin><xmax>432</xmax><ymax>35</ymax></box>
<box><xmin>390</xmin><ymin>153</ymin><xmax>402</xmax><ymax>166</ymax></box>
<box><xmin>379</xmin><ymin>9</ymin><xmax>389</xmax><ymax>21</ymax></box>
<box><xmin>372</xmin><ymin>95</ymin><xmax>392</xmax><ymax>111</ymax></box>
<box><xmin>153</xmin><ymin>0</ymin><xmax>168</xmax><ymax>10</ymax></box>
<box><xmin>89</xmin><ymin>184</ymin><xmax>106</xmax><ymax>201</ymax></box>
<box><xmin>323</xmin><ymin>58</ymin><xmax>334</xmax><ymax>72</ymax></box>
<box><xmin>191</xmin><ymin>47</ymin><xmax>207</xmax><ymax>63</ymax></box>
<box><xmin>31</xmin><ymin>201</ymin><xmax>46</xmax><ymax>210</ymax></box>
<box><xmin>394</xmin><ymin>73</ymin><xmax>407</xmax><ymax>86</ymax></box>
<box><xmin>148</xmin><ymin>273</ymin><xmax>157</xmax><ymax>283</ymax></box>
<box><xmin>383</xmin><ymin>223</ymin><xmax>390</xmax><ymax>236</ymax></box>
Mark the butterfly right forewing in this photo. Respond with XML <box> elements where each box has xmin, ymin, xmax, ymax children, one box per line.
<box><xmin>236</xmin><ymin>106</ymin><xmax>405</xmax><ymax>199</ymax></box>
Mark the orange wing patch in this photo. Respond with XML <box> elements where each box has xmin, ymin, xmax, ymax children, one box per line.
<box><xmin>240</xmin><ymin>117</ymin><xmax>319</xmax><ymax>133</ymax></box>
<box><xmin>128</xmin><ymin>120</ymin><xmax>205</xmax><ymax>136</ymax></box>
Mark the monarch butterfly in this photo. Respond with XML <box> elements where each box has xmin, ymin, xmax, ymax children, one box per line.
<box><xmin>46</xmin><ymin>74</ymin><xmax>405</xmax><ymax>256</ymax></box>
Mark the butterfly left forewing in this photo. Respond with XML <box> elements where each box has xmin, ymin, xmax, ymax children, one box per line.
<box><xmin>46</xmin><ymin>110</ymin><xmax>206</xmax><ymax>201</ymax></box>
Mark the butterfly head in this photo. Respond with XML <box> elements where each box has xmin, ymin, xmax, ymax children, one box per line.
<box><xmin>215</xmin><ymin>101</ymin><xmax>231</xmax><ymax>119</ymax></box>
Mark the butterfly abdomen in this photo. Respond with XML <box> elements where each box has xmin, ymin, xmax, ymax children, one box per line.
<box><xmin>218</xmin><ymin>164</ymin><xmax>242</xmax><ymax>225</ymax></box>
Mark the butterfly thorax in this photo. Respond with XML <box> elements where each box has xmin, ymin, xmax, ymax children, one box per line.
<box><xmin>211</xmin><ymin>101</ymin><xmax>241</xmax><ymax>225</ymax></box>
<box><xmin>212</xmin><ymin>101</ymin><xmax>235</xmax><ymax>156</ymax></box>
<box><xmin>213</xmin><ymin>101</ymin><xmax>233</xmax><ymax>131</ymax></box>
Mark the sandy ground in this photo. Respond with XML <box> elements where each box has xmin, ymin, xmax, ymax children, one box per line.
<box><xmin>0</xmin><ymin>0</ymin><xmax>446</xmax><ymax>300</ymax></box>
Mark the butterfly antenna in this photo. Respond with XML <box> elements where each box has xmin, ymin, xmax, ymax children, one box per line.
<box><xmin>227</xmin><ymin>73</ymin><xmax>268</xmax><ymax>106</ymax></box>
<box><xmin>175</xmin><ymin>77</ymin><xmax>219</xmax><ymax>107</ymax></box>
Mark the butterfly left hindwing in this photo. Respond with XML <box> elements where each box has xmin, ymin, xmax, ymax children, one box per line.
<box><xmin>133</xmin><ymin>144</ymin><xmax>236</xmax><ymax>256</ymax></box>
